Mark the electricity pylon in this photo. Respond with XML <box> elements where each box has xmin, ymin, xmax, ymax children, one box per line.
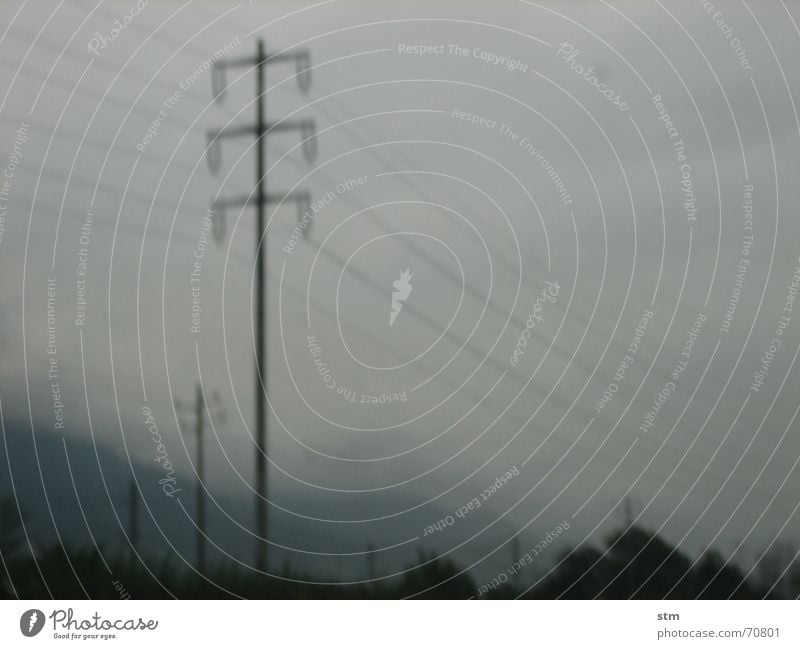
<box><xmin>205</xmin><ymin>38</ymin><xmax>316</xmax><ymax>572</ymax></box>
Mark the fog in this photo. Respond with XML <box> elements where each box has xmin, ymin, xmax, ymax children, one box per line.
<box><xmin>2</xmin><ymin>0</ymin><xmax>800</xmax><ymax>592</ymax></box>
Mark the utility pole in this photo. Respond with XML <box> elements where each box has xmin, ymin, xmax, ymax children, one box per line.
<box><xmin>194</xmin><ymin>384</ymin><xmax>205</xmax><ymax>572</ymax></box>
<box><xmin>206</xmin><ymin>38</ymin><xmax>316</xmax><ymax>572</ymax></box>
<box><xmin>510</xmin><ymin>534</ymin><xmax>520</xmax><ymax>589</ymax></box>
<box><xmin>366</xmin><ymin>541</ymin><xmax>376</xmax><ymax>581</ymax></box>
<box><xmin>128</xmin><ymin>477</ymin><xmax>138</xmax><ymax>552</ymax></box>
<box><xmin>176</xmin><ymin>385</ymin><xmax>225</xmax><ymax>574</ymax></box>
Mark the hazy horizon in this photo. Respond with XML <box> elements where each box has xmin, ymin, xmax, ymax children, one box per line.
<box><xmin>2</xmin><ymin>0</ymin><xmax>800</xmax><ymax>595</ymax></box>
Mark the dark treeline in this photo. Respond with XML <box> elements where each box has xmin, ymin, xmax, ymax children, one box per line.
<box><xmin>1</xmin><ymin>498</ymin><xmax>798</xmax><ymax>599</ymax></box>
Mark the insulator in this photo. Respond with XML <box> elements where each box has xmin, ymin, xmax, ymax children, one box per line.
<box><xmin>298</xmin><ymin>192</ymin><xmax>312</xmax><ymax>238</ymax></box>
<box><xmin>206</xmin><ymin>131</ymin><xmax>221</xmax><ymax>175</ymax></box>
<box><xmin>211</xmin><ymin>61</ymin><xmax>227</xmax><ymax>104</ymax></box>
<box><xmin>211</xmin><ymin>203</ymin><xmax>226</xmax><ymax>245</ymax></box>
<box><xmin>301</xmin><ymin>120</ymin><xmax>317</xmax><ymax>163</ymax></box>
<box><xmin>296</xmin><ymin>51</ymin><xmax>311</xmax><ymax>93</ymax></box>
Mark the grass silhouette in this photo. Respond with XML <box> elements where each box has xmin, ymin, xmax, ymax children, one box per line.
<box><xmin>2</xmin><ymin>498</ymin><xmax>798</xmax><ymax>599</ymax></box>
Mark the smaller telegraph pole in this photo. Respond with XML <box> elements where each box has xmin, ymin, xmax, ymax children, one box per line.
<box><xmin>194</xmin><ymin>384</ymin><xmax>205</xmax><ymax>572</ymax></box>
<box><xmin>176</xmin><ymin>384</ymin><xmax>225</xmax><ymax>574</ymax></box>
<box><xmin>128</xmin><ymin>477</ymin><xmax>138</xmax><ymax>551</ymax></box>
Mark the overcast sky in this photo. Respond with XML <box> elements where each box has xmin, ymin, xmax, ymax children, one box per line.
<box><xmin>2</xmin><ymin>0</ymin><xmax>800</xmax><ymax>583</ymax></box>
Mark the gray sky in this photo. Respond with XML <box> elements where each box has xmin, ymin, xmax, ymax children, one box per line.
<box><xmin>2</xmin><ymin>0</ymin><xmax>800</xmax><ymax>583</ymax></box>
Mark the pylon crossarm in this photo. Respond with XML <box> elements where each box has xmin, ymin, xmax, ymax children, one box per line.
<box><xmin>215</xmin><ymin>54</ymin><xmax>261</xmax><ymax>70</ymax></box>
<box><xmin>211</xmin><ymin>191</ymin><xmax>308</xmax><ymax>211</ymax></box>
<box><xmin>212</xmin><ymin>195</ymin><xmax>253</xmax><ymax>211</ymax></box>
<box><xmin>265</xmin><ymin>50</ymin><xmax>304</xmax><ymax>64</ymax></box>
<box><xmin>267</xmin><ymin>119</ymin><xmax>317</xmax><ymax>162</ymax></box>
<box><xmin>215</xmin><ymin>49</ymin><xmax>307</xmax><ymax>71</ymax></box>
<box><xmin>266</xmin><ymin>50</ymin><xmax>311</xmax><ymax>93</ymax></box>
<box><xmin>209</xmin><ymin>124</ymin><xmax>258</xmax><ymax>140</ymax></box>
<box><xmin>266</xmin><ymin>119</ymin><xmax>312</xmax><ymax>134</ymax></box>
<box><xmin>268</xmin><ymin>191</ymin><xmax>313</xmax><ymax>236</ymax></box>
<box><xmin>265</xmin><ymin>190</ymin><xmax>310</xmax><ymax>206</ymax></box>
